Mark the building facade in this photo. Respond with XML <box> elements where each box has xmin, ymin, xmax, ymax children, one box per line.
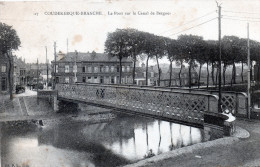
<box><xmin>13</xmin><ymin>56</ymin><xmax>26</xmax><ymax>87</ymax></box>
<box><xmin>160</xmin><ymin>68</ymin><xmax>198</xmax><ymax>87</ymax></box>
<box><xmin>52</xmin><ymin>51</ymin><xmax>133</xmax><ymax>84</ymax></box>
<box><xmin>134</xmin><ymin>63</ymin><xmax>158</xmax><ymax>86</ymax></box>
<box><xmin>0</xmin><ymin>53</ymin><xmax>10</xmax><ymax>94</ymax></box>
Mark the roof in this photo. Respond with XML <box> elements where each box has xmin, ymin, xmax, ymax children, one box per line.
<box><xmin>56</xmin><ymin>52</ymin><xmax>132</xmax><ymax>63</ymax></box>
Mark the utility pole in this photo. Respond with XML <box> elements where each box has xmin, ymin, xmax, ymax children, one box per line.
<box><xmin>74</xmin><ymin>50</ymin><xmax>78</xmax><ymax>83</ymax></box>
<box><xmin>217</xmin><ymin>2</ymin><xmax>222</xmax><ymax>113</ymax></box>
<box><xmin>37</xmin><ymin>58</ymin><xmax>39</xmax><ymax>105</ymax></box>
<box><xmin>53</xmin><ymin>42</ymin><xmax>57</xmax><ymax>89</ymax></box>
<box><xmin>247</xmin><ymin>23</ymin><xmax>251</xmax><ymax>119</ymax></box>
<box><xmin>45</xmin><ymin>46</ymin><xmax>48</xmax><ymax>90</ymax></box>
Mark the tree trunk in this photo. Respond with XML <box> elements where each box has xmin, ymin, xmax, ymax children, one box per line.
<box><xmin>189</xmin><ymin>60</ymin><xmax>192</xmax><ymax>88</ymax></box>
<box><xmin>119</xmin><ymin>56</ymin><xmax>122</xmax><ymax>84</ymax></box>
<box><xmin>233</xmin><ymin>61</ymin><xmax>236</xmax><ymax>84</ymax></box>
<box><xmin>156</xmin><ymin>55</ymin><xmax>161</xmax><ymax>86</ymax></box>
<box><xmin>241</xmin><ymin>61</ymin><xmax>244</xmax><ymax>83</ymax></box>
<box><xmin>230</xmin><ymin>63</ymin><xmax>233</xmax><ymax>86</ymax></box>
<box><xmin>145</xmin><ymin>56</ymin><xmax>149</xmax><ymax>85</ymax></box>
<box><xmin>223</xmin><ymin>64</ymin><xmax>226</xmax><ymax>86</ymax></box>
<box><xmin>215</xmin><ymin>67</ymin><xmax>219</xmax><ymax>88</ymax></box>
<box><xmin>132</xmin><ymin>55</ymin><xmax>136</xmax><ymax>84</ymax></box>
<box><xmin>179</xmin><ymin>61</ymin><xmax>183</xmax><ymax>87</ymax></box>
<box><xmin>206</xmin><ymin>61</ymin><xmax>209</xmax><ymax>89</ymax></box>
<box><xmin>6</xmin><ymin>52</ymin><xmax>13</xmax><ymax>100</ymax></box>
<box><xmin>198</xmin><ymin>63</ymin><xmax>202</xmax><ymax>88</ymax></box>
<box><xmin>211</xmin><ymin>62</ymin><xmax>215</xmax><ymax>86</ymax></box>
<box><xmin>169</xmin><ymin>61</ymin><xmax>173</xmax><ymax>87</ymax></box>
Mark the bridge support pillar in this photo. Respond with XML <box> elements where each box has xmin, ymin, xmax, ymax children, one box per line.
<box><xmin>204</xmin><ymin>113</ymin><xmax>229</xmax><ymax>138</ymax></box>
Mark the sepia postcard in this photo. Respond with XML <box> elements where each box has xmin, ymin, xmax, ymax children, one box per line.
<box><xmin>0</xmin><ymin>0</ymin><xmax>260</xmax><ymax>167</ymax></box>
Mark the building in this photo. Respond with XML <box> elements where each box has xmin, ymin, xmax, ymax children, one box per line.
<box><xmin>52</xmin><ymin>51</ymin><xmax>133</xmax><ymax>84</ymax></box>
<box><xmin>13</xmin><ymin>56</ymin><xmax>26</xmax><ymax>87</ymax></box>
<box><xmin>160</xmin><ymin>67</ymin><xmax>198</xmax><ymax>87</ymax></box>
<box><xmin>26</xmin><ymin>62</ymin><xmax>51</xmax><ymax>85</ymax></box>
<box><xmin>0</xmin><ymin>53</ymin><xmax>26</xmax><ymax>94</ymax></box>
<box><xmin>134</xmin><ymin>63</ymin><xmax>158</xmax><ymax>86</ymax></box>
<box><xmin>0</xmin><ymin>52</ymin><xmax>10</xmax><ymax>94</ymax></box>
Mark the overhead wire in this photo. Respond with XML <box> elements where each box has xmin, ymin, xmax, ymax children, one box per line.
<box><xmin>168</xmin><ymin>17</ymin><xmax>218</xmax><ymax>37</ymax></box>
<box><xmin>159</xmin><ymin>10</ymin><xmax>217</xmax><ymax>35</ymax></box>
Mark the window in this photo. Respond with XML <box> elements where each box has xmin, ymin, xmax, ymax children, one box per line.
<box><xmin>88</xmin><ymin>76</ymin><xmax>91</xmax><ymax>79</ymax></box>
<box><xmin>117</xmin><ymin>66</ymin><xmax>120</xmax><ymax>72</ymax></box>
<box><xmin>105</xmin><ymin>66</ymin><xmax>109</xmax><ymax>72</ymax></box>
<box><xmin>82</xmin><ymin>66</ymin><xmax>86</xmax><ymax>73</ymax></box>
<box><xmin>88</xmin><ymin>66</ymin><xmax>92</xmax><ymax>73</ymax></box>
<box><xmin>94</xmin><ymin>67</ymin><xmax>99</xmax><ymax>73</ymax></box>
<box><xmin>143</xmin><ymin>72</ymin><xmax>146</xmax><ymax>77</ymax></box>
<box><xmin>73</xmin><ymin>65</ymin><xmax>77</xmax><ymax>72</ymax></box>
<box><xmin>122</xmin><ymin>66</ymin><xmax>125</xmax><ymax>72</ymax></box>
<box><xmin>55</xmin><ymin>77</ymin><xmax>59</xmax><ymax>83</ymax></box>
<box><xmin>65</xmin><ymin>65</ymin><xmax>69</xmax><ymax>73</ymax></box>
<box><xmin>1</xmin><ymin>77</ymin><xmax>7</xmax><ymax>91</ymax></box>
<box><xmin>127</xmin><ymin>66</ymin><xmax>130</xmax><ymax>72</ymax></box>
<box><xmin>111</xmin><ymin>66</ymin><xmax>115</xmax><ymax>72</ymax></box>
<box><xmin>1</xmin><ymin>65</ymin><xmax>6</xmax><ymax>73</ymax></box>
<box><xmin>65</xmin><ymin>77</ymin><xmax>70</xmax><ymax>83</ymax></box>
<box><xmin>100</xmin><ymin>65</ymin><xmax>104</xmax><ymax>72</ymax></box>
<box><xmin>55</xmin><ymin>65</ymin><xmax>59</xmax><ymax>73</ymax></box>
<box><xmin>111</xmin><ymin>78</ymin><xmax>115</xmax><ymax>84</ymax></box>
<box><xmin>82</xmin><ymin>76</ymin><xmax>86</xmax><ymax>83</ymax></box>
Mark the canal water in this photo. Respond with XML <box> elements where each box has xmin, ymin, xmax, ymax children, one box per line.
<box><xmin>1</xmin><ymin>112</ymin><xmax>216</xmax><ymax>167</ymax></box>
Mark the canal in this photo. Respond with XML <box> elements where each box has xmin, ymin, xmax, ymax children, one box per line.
<box><xmin>1</xmin><ymin>110</ymin><xmax>218</xmax><ymax>167</ymax></box>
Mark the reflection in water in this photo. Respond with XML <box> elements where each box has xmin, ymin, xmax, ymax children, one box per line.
<box><xmin>1</xmin><ymin>113</ymin><xmax>210</xmax><ymax>167</ymax></box>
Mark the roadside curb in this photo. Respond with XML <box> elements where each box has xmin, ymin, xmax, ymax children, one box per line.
<box><xmin>124</xmin><ymin>136</ymin><xmax>241</xmax><ymax>167</ymax></box>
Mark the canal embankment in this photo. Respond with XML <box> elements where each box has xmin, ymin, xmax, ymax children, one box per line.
<box><xmin>0</xmin><ymin>93</ymin><xmax>116</xmax><ymax>124</ymax></box>
<box><xmin>124</xmin><ymin>119</ymin><xmax>254</xmax><ymax>167</ymax></box>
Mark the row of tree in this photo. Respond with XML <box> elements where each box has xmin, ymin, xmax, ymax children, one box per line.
<box><xmin>105</xmin><ymin>28</ymin><xmax>260</xmax><ymax>87</ymax></box>
<box><xmin>0</xmin><ymin>22</ymin><xmax>21</xmax><ymax>99</ymax></box>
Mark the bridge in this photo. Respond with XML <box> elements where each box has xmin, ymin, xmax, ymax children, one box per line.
<box><xmin>46</xmin><ymin>83</ymin><xmax>248</xmax><ymax>130</ymax></box>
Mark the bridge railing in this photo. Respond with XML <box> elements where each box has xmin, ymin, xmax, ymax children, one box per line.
<box><xmin>56</xmin><ymin>83</ymin><xmax>219</xmax><ymax>125</ymax></box>
<box><xmin>89</xmin><ymin>83</ymin><xmax>248</xmax><ymax>118</ymax></box>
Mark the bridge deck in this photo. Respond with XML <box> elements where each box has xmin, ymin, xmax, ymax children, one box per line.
<box><xmin>56</xmin><ymin>83</ymin><xmax>220</xmax><ymax>126</ymax></box>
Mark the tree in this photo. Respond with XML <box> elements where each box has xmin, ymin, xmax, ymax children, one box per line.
<box><xmin>105</xmin><ymin>29</ymin><xmax>131</xmax><ymax>84</ymax></box>
<box><xmin>205</xmin><ymin>40</ymin><xmax>217</xmax><ymax>88</ymax></box>
<box><xmin>153</xmin><ymin>36</ymin><xmax>165</xmax><ymax>86</ymax></box>
<box><xmin>142</xmin><ymin>32</ymin><xmax>156</xmax><ymax>85</ymax></box>
<box><xmin>165</xmin><ymin>38</ymin><xmax>179</xmax><ymax>87</ymax></box>
<box><xmin>178</xmin><ymin>35</ymin><xmax>204</xmax><ymax>88</ymax></box>
<box><xmin>222</xmin><ymin>36</ymin><xmax>241</xmax><ymax>86</ymax></box>
<box><xmin>0</xmin><ymin>22</ymin><xmax>21</xmax><ymax>99</ymax></box>
<box><xmin>125</xmin><ymin>29</ymin><xmax>145</xmax><ymax>85</ymax></box>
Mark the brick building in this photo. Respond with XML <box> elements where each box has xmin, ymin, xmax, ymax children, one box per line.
<box><xmin>0</xmin><ymin>53</ymin><xmax>10</xmax><ymax>94</ymax></box>
<box><xmin>52</xmin><ymin>51</ymin><xmax>133</xmax><ymax>84</ymax></box>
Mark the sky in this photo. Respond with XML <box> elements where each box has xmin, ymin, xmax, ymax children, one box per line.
<box><xmin>0</xmin><ymin>0</ymin><xmax>260</xmax><ymax>64</ymax></box>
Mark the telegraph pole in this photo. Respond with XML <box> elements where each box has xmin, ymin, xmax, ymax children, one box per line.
<box><xmin>37</xmin><ymin>58</ymin><xmax>39</xmax><ymax>105</ymax></box>
<box><xmin>217</xmin><ymin>3</ymin><xmax>222</xmax><ymax>113</ymax></box>
<box><xmin>74</xmin><ymin>50</ymin><xmax>78</xmax><ymax>83</ymax></box>
<box><xmin>247</xmin><ymin>23</ymin><xmax>251</xmax><ymax>119</ymax></box>
<box><xmin>45</xmin><ymin>46</ymin><xmax>48</xmax><ymax>90</ymax></box>
<box><xmin>53</xmin><ymin>42</ymin><xmax>57</xmax><ymax>89</ymax></box>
